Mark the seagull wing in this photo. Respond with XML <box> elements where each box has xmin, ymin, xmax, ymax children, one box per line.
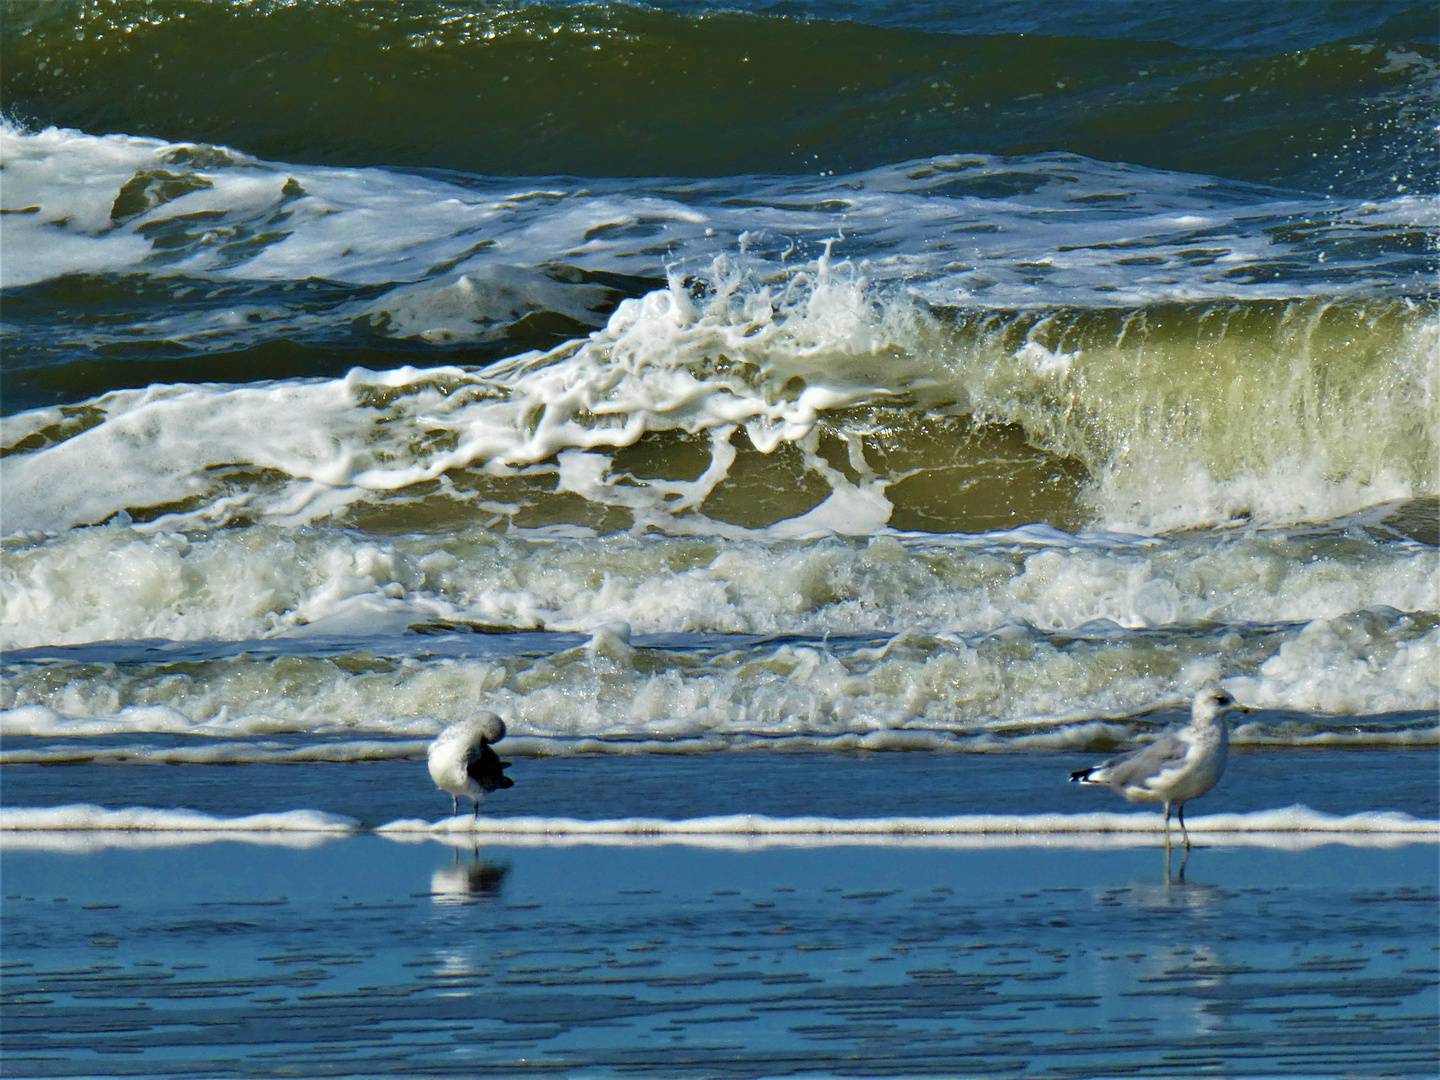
<box><xmin>1073</xmin><ymin>731</ymin><xmax>1190</xmax><ymax>791</ymax></box>
<box><xmin>466</xmin><ymin>742</ymin><xmax>514</xmax><ymax>792</ymax></box>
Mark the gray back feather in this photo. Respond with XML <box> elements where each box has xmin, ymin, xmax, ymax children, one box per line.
<box><xmin>1091</xmin><ymin>732</ymin><xmax>1189</xmax><ymax>790</ymax></box>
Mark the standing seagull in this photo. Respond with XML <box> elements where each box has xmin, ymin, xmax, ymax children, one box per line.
<box><xmin>428</xmin><ymin>712</ymin><xmax>513</xmax><ymax>819</ymax></box>
<box><xmin>1069</xmin><ymin>686</ymin><xmax>1250</xmax><ymax>847</ymax></box>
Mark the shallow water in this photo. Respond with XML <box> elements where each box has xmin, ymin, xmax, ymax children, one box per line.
<box><xmin>3</xmin><ymin>836</ymin><xmax>1437</xmax><ymax>1078</ymax></box>
<box><xmin>2</xmin><ymin>750</ymin><xmax>1438</xmax><ymax>826</ymax></box>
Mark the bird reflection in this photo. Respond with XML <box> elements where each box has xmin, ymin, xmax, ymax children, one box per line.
<box><xmin>430</xmin><ymin>849</ymin><xmax>509</xmax><ymax>905</ymax></box>
<box><xmin>1164</xmin><ymin>842</ymin><xmax>1190</xmax><ymax>884</ymax></box>
<box><xmin>1149</xmin><ymin>845</ymin><xmax>1224</xmax><ymax>907</ymax></box>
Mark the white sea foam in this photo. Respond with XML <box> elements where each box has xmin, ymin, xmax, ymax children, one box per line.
<box><xmin>0</xmin><ymin>804</ymin><xmax>357</xmax><ymax>833</ymax></box>
<box><xmin>410</xmin><ymin>830</ymin><xmax>1428</xmax><ymax>852</ymax></box>
<box><xmin>377</xmin><ymin>807</ymin><xmax>1439</xmax><ymax>851</ymax></box>
<box><xmin>382</xmin><ymin>806</ymin><xmax>1440</xmax><ymax>834</ymax></box>
<box><xmin>4</xmin><ymin>605</ymin><xmax>1436</xmax><ymax>743</ymax></box>
<box><xmin>3</xmin><ymin>520</ymin><xmax>1434</xmax><ymax>647</ymax></box>
<box><xmin>1230</xmin><ymin>613</ymin><xmax>1440</xmax><ymax>716</ymax></box>
<box><xmin>5</xmin><ymin>124</ymin><xmax>1427</xmax><ymax>305</ymax></box>
<box><xmin>0</xmin><ymin>702</ymin><xmax>440</xmax><ymax>740</ymax></box>
<box><xmin>2</xmin><ymin>805</ymin><xmax>1428</xmax><ymax>852</ymax></box>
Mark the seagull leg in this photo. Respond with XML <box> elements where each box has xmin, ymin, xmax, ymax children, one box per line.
<box><xmin>1162</xmin><ymin>803</ymin><xmax>1172</xmax><ymax>848</ymax></box>
<box><xmin>1178</xmin><ymin>804</ymin><xmax>1190</xmax><ymax>849</ymax></box>
<box><xmin>472</xmin><ymin>798</ymin><xmax>481</xmax><ymax>821</ymax></box>
<box><xmin>452</xmin><ymin>794</ymin><xmax>459</xmax><ymax>818</ymax></box>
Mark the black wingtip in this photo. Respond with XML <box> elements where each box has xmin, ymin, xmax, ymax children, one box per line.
<box><xmin>468</xmin><ymin>744</ymin><xmax>515</xmax><ymax>792</ymax></box>
<box><xmin>1069</xmin><ymin>768</ymin><xmax>1091</xmax><ymax>783</ymax></box>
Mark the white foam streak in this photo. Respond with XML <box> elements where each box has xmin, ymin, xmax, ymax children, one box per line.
<box><xmin>378</xmin><ymin>807</ymin><xmax>1439</xmax><ymax>852</ymax></box>
<box><xmin>0</xmin><ymin>804</ymin><xmax>357</xmax><ymax>833</ymax></box>
<box><xmin>3</xmin><ymin>805</ymin><xmax>1429</xmax><ymax>852</ymax></box>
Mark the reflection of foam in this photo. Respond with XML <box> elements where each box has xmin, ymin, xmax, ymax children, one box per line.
<box><xmin>0</xmin><ymin>830</ymin><xmax>345</xmax><ymax>853</ymax></box>
<box><xmin>376</xmin><ymin>806</ymin><xmax>1439</xmax><ymax>852</ymax></box>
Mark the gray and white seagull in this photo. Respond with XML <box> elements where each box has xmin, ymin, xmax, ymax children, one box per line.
<box><xmin>428</xmin><ymin>712</ymin><xmax>514</xmax><ymax>819</ymax></box>
<box><xmin>1069</xmin><ymin>686</ymin><xmax>1251</xmax><ymax>847</ymax></box>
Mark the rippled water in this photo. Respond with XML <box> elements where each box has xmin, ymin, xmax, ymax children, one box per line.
<box><xmin>4</xmin><ymin>832</ymin><xmax>1437</xmax><ymax>1078</ymax></box>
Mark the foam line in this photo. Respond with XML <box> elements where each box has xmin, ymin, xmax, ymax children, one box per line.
<box><xmin>4</xmin><ymin>806</ymin><xmax>1432</xmax><ymax>853</ymax></box>
<box><xmin>378</xmin><ymin>807</ymin><xmax>1439</xmax><ymax>838</ymax></box>
<box><xmin>399</xmin><ymin>830</ymin><xmax>1432</xmax><ymax>853</ymax></box>
<box><xmin>0</xmin><ymin>804</ymin><xmax>358</xmax><ymax>833</ymax></box>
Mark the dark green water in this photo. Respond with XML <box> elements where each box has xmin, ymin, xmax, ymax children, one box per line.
<box><xmin>3</xmin><ymin>0</ymin><xmax>1434</xmax><ymax>190</ymax></box>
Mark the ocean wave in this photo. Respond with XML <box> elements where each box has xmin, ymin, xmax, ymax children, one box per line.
<box><xmin>4</xmin><ymin>1</ymin><xmax>1430</xmax><ymax>193</ymax></box>
<box><xmin>5</xmin><ymin>610</ymin><xmax>1437</xmax><ymax>740</ymax></box>
<box><xmin>4</xmin><ymin>609</ymin><xmax>1437</xmax><ymax>742</ymax></box>
<box><xmin>3</xmin><ymin>722</ymin><xmax>1437</xmax><ymax>765</ymax></box>
<box><xmin>5</xmin><ymin>125</ymin><xmax>1432</xmax><ymax>304</ymax></box>
<box><xmin>3</xmin><ymin>517</ymin><xmax>1434</xmax><ymax>648</ymax></box>
<box><xmin>2</xmin><ymin>293</ymin><xmax>1435</xmax><ymax>540</ymax></box>
<box><xmin>4</xmin><ymin>124</ymin><xmax>1436</xmax><ymax>537</ymax></box>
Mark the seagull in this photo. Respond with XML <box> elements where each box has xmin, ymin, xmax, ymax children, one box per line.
<box><xmin>428</xmin><ymin>713</ymin><xmax>513</xmax><ymax>819</ymax></box>
<box><xmin>1069</xmin><ymin>686</ymin><xmax>1250</xmax><ymax>847</ymax></box>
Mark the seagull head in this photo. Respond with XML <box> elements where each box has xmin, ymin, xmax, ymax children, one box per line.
<box><xmin>473</xmin><ymin>711</ymin><xmax>507</xmax><ymax>744</ymax></box>
<box><xmin>1192</xmin><ymin>685</ymin><xmax>1251</xmax><ymax>723</ymax></box>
